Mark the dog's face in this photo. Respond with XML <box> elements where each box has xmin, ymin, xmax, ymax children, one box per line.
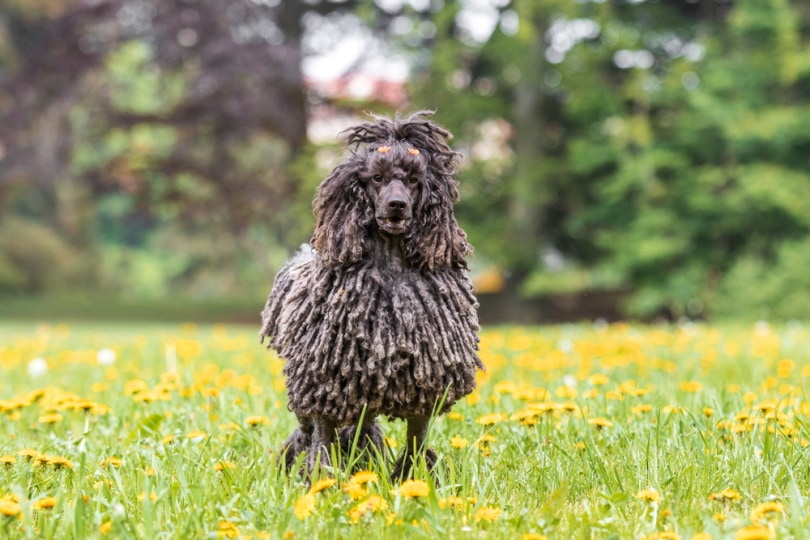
<box><xmin>360</xmin><ymin>144</ymin><xmax>427</xmax><ymax>236</ymax></box>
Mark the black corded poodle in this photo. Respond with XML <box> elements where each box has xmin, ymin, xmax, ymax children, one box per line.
<box><xmin>260</xmin><ymin>111</ymin><xmax>483</xmax><ymax>479</ymax></box>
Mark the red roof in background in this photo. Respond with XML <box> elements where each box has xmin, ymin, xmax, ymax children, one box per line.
<box><xmin>305</xmin><ymin>74</ymin><xmax>408</xmax><ymax>107</ymax></box>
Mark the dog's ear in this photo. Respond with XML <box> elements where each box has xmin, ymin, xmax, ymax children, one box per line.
<box><xmin>311</xmin><ymin>160</ymin><xmax>374</xmax><ymax>265</ymax></box>
<box><xmin>404</xmin><ymin>167</ymin><xmax>473</xmax><ymax>271</ymax></box>
<box><xmin>395</xmin><ymin>114</ymin><xmax>473</xmax><ymax>270</ymax></box>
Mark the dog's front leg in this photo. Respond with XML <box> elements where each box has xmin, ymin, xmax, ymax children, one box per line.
<box><xmin>278</xmin><ymin>417</ymin><xmax>313</xmax><ymax>472</ymax></box>
<box><xmin>307</xmin><ymin>417</ymin><xmax>337</xmax><ymax>475</ymax></box>
<box><xmin>392</xmin><ymin>415</ymin><xmax>437</xmax><ymax>480</ymax></box>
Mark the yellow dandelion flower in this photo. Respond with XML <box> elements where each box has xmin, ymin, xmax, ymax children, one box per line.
<box><xmin>349</xmin><ymin>471</ymin><xmax>378</xmax><ymax>485</ymax></box>
<box><xmin>522</xmin><ymin>534</ymin><xmax>549</xmax><ymax>540</ymax></box>
<box><xmin>559</xmin><ymin>401</ymin><xmax>580</xmax><ymax>414</ymax></box>
<box><xmin>626</xmin><ymin>387</ymin><xmax>652</xmax><ymax>397</ymax></box>
<box><xmin>691</xmin><ymin>532</ymin><xmax>712</xmax><ymax>540</ymax></box>
<box><xmin>753</xmin><ymin>401</ymin><xmax>777</xmax><ymax>415</ymax></box>
<box><xmin>750</xmin><ymin>501</ymin><xmax>784</xmax><ymax>522</ymax></box>
<box><xmin>588</xmin><ymin>373</ymin><xmax>609</xmax><ymax>386</ymax></box>
<box><xmin>494</xmin><ymin>380</ymin><xmax>517</xmax><ymax>394</ymax></box>
<box><xmin>384</xmin><ymin>437</ymin><xmax>398</xmax><ymax>448</ymax></box>
<box><xmin>713</xmin><ymin>512</ymin><xmax>727</xmax><ymax>522</ymax></box>
<box><xmin>680</xmin><ymin>381</ymin><xmax>703</xmax><ymax>393</ymax></box>
<box><xmin>474</xmin><ymin>506</ymin><xmax>502</xmax><ymax>522</ymax></box>
<box><xmin>348</xmin><ymin>494</ymin><xmax>388</xmax><ymax>523</ymax></box>
<box><xmin>477</xmin><ymin>433</ymin><xmax>497</xmax><ymax>444</ymax></box>
<box><xmin>100</xmin><ymin>457</ymin><xmax>124</xmax><ymax>468</ymax></box>
<box><xmin>555</xmin><ymin>386</ymin><xmax>578</xmax><ymax>399</ymax></box>
<box><xmin>735</xmin><ymin>524</ymin><xmax>774</xmax><ymax>540</ymax></box>
<box><xmin>137</xmin><ymin>491</ymin><xmax>158</xmax><ymax>502</ymax></box>
<box><xmin>450</xmin><ymin>436</ymin><xmax>469</xmax><ymax>449</ymax></box>
<box><xmin>218</xmin><ymin>521</ymin><xmax>239</xmax><ymax>538</ymax></box>
<box><xmin>588</xmin><ymin>417</ymin><xmax>613</xmax><ymax>429</ymax></box>
<box><xmin>99</xmin><ymin>521</ymin><xmax>112</xmax><ymax>535</ymax></box>
<box><xmin>42</xmin><ymin>455</ymin><xmax>73</xmax><ymax>469</ymax></box>
<box><xmin>438</xmin><ymin>496</ymin><xmax>465</xmax><ymax>510</ymax></box>
<box><xmin>186</xmin><ymin>430</ymin><xmax>207</xmax><ymax>442</ymax></box>
<box><xmin>245</xmin><ymin>415</ymin><xmax>270</xmax><ymax>427</ymax></box>
<box><xmin>0</xmin><ymin>456</ymin><xmax>15</xmax><ymax>466</ymax></box>
<box><xmin>214</xmin><ymin>461</ymin><xmax>235</xmax><ymax>472</ymax></box>
<box><xmin>0</xmin><ymin>499</ymin><xmax>21</xmax><ymax>517</ymax></box>
<box><xmin>32</xmin><ymin>497</ymin><xmax>58</xmax><ymax>510</ymax></box>
<box><xmin>709</xmin><ymin>488</ymin><xmax>742</xmax><ymax>502</ymax></box>
<box><xmin>632</xmin><ymin>404</ymin><xmax>653</xmax><ymax>415</ymax></box>
<box><xmin>395</xmin><ymin>480</ymin><xmax>430</xmax><ymax>498</ymax></box>
<box><xmin>342</xmin><ymin>482</ymin><xmax>368</xmax><ymax>500</ymax></box>
<box><xmin>702</xmin><ymin>408</ymin><xmax>715</xmax><ymax>417</ymax></box>
<box><xmin>446</xmin><ymin>412</ymin><xmax>464</xmax><ymax>421</ymax></box>
<box><xmin>574</xmin><ymin>441</ymin><xmax>586</xmax><ymax>450</ymax></box>
<box><xmin>124</xmin><ymin>380</ymin><xmax>148</xmax><ymax>395</ymax></box>
<box><xmin>645</xmin><ymin>532</ymin><xmax>680</xmax><ymax>540</ymax></box>
<box><xmin>476</xmin><ymin>412</ymin><xmax>506</xmax><ymax>425</ymax></box>
<box><xmin>294</xmin><ymin>493</ymin><xmax>316</xmax><ymax>520</ymax></box>
<box><xmin>636</xmin><ymin>488</ymin><xmax>661</xmax><ymax>503</ymax></box>
<box><xmin>308</xmin><ymin>477</ymin><xmax>336</xmax><ymax>495</ymax></box>
<box><xmin>38</xmin><ymin>412</ymin><xmax>63</xmax><ymax>424</ymax></box>
<box><xmin>73</xmin><ymin>400</ymin><xmax>101</xmax><ymax>413</ymax></box>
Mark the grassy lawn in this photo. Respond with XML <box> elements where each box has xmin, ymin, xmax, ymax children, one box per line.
<box><xmin>0</xmin><ymin>320</ymin><xmax>808</xmax><ymax>538</ymax></box>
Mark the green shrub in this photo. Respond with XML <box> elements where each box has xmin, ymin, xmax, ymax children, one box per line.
<box><xmin>0</xmin><ymin>217</ymin><xmax>83</xmax><ymax>294</ymax></box>
<box><xmin>714</xmin><ymin>238</ymin><xmax>810</xmax><ymax>320</ymax></box>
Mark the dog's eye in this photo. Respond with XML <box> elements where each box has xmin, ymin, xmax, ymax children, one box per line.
<box><xmin>372</xmin><ymin>175</ymin><xmax>383</xmax><ymax>183</ymax></box>
<box><xmin>409</xmin><ymin>177</ymin><xmax>419</xmax><ymax>185</ymax></box>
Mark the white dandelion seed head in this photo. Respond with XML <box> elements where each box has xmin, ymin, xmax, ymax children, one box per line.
<box><xmin>28</xmin><ymin>357</ymin><xmax>48</xmax><ymax>377</ymax></box>
<box><xmin>112</xmin><ymin>503</ymin><xmax>126</xmax><ymax>518</ymax></box>
<box><xmin>97</xmin><ymin>348</ymin><xmax>117</xmax><ymax>366</ymax></box>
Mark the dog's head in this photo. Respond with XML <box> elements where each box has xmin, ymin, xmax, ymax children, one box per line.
<box><xmin>311</xmin><ymin>111</ymin><xmax>472</xmax><ymax>270</ymax></box>
<box><xmin>361</xmin><ymin>143</ymin><xmax>425</xmax><ymax>236</ymax></box>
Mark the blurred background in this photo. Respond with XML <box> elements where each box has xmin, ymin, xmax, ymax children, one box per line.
<box><xmin>0</xmin><ymin>0</ymin><xmax>808</xmax><ymax>323</ymax></box>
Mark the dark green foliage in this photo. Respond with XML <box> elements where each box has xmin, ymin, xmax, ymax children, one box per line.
<box><xmin>411</xmin><ymin>0</ymin><xmax>810</xmax><ymax>320</ymax></box>
<box><xmin>0</xmin><ymin>217</ymin><xmax>84</xmax><ymax>294</ymax></box>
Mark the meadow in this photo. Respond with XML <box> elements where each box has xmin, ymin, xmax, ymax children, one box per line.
<box><xmin>1</xmin><ymin>321</ymin><xmax>809</xmax><ymax>539</ymax></box>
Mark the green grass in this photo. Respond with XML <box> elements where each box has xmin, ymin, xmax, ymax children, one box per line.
<box><xmin>0</xmin><ymin>321</ymin><xmax>809</xmax><ymax>538</ymax></box>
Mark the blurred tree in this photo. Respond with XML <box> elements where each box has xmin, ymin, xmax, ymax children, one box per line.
<box><xmin>411</xmin><ymin>0</ymin><xmax>810</xmax><ymax>320</ymax></box>
<box><xmin>0</xmin><ymin>0</ymin><xmax>353</xmax><ymax>296</ymax></box>
<box><xmin>0</xmin><ymin>1</ymin><xmax>309</xmax><ymax>233</ymax></box>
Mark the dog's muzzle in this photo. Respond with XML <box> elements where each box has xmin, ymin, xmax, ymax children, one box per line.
<box><xmin>376</xmin><ymin>184</ymin><xmax>412</xmax><ymax>234</ymax></box>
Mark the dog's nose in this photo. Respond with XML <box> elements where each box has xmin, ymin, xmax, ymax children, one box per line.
<box><xmin>388</xmin><ymin>198</ymin><xmax>408</xmax><ymax>212</ymax></box>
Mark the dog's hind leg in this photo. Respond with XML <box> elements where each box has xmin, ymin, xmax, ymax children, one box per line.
<box><xmin>278</xmin><ymin>417</ymin><xmax>313</xmax><ymax>472</ymax></box>
<box><xmin>391</xmin><ymin>415</ymin><xmax>438</xmax><ymax>481</ymax></box>
<box><xmin>339</xmin><ymin>416</ymin><xmax>384</xmax><ymax>469</ymax></box>
<box><xmin>306</xmin><ymin>417</ymin><xmax>337</xmax><ymax>476</ymax></box>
